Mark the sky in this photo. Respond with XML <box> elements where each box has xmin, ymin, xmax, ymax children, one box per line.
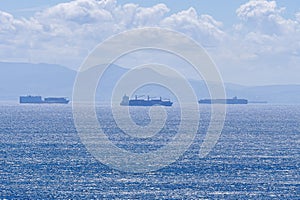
<box><xmin>0</xmin><ymin>0</ymin><xmax>300</xmax><ymax>86</ymax></box>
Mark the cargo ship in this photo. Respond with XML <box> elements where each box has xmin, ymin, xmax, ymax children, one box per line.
<box><xmin>120</xmin><ymin>95</ymin><xmax>173</xmax><ymax>106</ymax></box>
<box><xmin>198</xmin><ymin>96</ymin><xmax>248</xmax><ymax>104</ymax></box>
<box><xmin>19</xmin><ymin>95</ymin><xmax>69</xmax><ymax>104</ymax></box>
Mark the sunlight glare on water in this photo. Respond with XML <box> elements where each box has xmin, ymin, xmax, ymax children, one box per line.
<box><xmin>0</xmin><ymin>104</ymin><xmax>299</xmax><ymax>199</ymax></box>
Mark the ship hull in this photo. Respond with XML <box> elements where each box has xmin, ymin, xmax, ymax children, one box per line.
<box><xmin>20</xmin><ymin>96</ymin><xmax>69</xmax><ymax>104</ymax></box>
<box><xmin>198</xmin><ymin>99</ymin><xmax>248</xmax><ymax>104</ymax></box>
<box><xmin>128</xmin><ymin>100</ymin><xmax>173</xmax><ymax>106</ymax></box>
<box><xmin>120</xmin><ymin>95</ymin><xmax>173</xmax><ymax>107</ymax></box>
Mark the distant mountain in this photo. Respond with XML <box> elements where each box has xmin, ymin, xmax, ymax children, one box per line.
<box><xmin>0</xmin><ymin>62</ymin><xmax>131</xmax><ymax>102</ymax></box>
<box><xmin>0</xmin><ymin>62</ymin><xmax>299</xmax><ymax>104</ymax></box>
<box><xmin>0</xmin><ymin>62</ymin><xmax>76</xmax><ymax>100</ymax></box>
<box><xmin>192</xmin><ymin>80</ymin><xmax>300</xmax><ymax>104</ymax></box>
<box><xmin>232</xmin><ymin>85</ymin><xmax>300</xmax><ymax>104</ymax></box>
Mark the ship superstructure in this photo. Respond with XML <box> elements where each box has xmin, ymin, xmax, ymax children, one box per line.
<box><xmin>120</xmin><ymin>95</ymin><xmax>173</xmax><ymax>106</ymax></box>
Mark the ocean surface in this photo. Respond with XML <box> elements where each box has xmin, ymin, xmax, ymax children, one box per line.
<box><xmin>0</xmin><ymin>104</ymin><xmax>299</xmax><ymax>199</ymax></box>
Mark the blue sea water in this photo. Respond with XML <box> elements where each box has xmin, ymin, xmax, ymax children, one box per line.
<box><xmin>0</xmin><ymin>104</ymin><xmax>299</xmax><ymax>199</ymax></box>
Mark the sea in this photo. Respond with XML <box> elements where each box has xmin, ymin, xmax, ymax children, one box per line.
<box><xmin>0</xmin><ymin>103</ymin><xmax>299</xmax><ymax>199</ymax></box>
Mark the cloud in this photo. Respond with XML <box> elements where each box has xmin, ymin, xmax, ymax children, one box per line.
<box><xmin>0</xmin><ymin>11</ymin><xmax>15</xmax><ymax>32</ymax></box>
<box><xmin>236</xmin><ymin>0</ymin><xmax>282</xmax><ymax>19</ymax></box>
<box><xmin>235</xmin><ymin>0</ymin><xmax>298</xmax><ymax>35</ymax></box>
<box><xmin>234</xmin><ymin>0</ymin><xmax>300</xmax><ymax>56</ymax></box>
<box><xmin>202</xmin><ymin>0</ymin><xmax>300</xmax><ymax>85</ymax></box>
<box><xmin>0</xmin><ymin>0</ymin><xmax>224</xmax><ymax>68</ymax></box>
<box><xmin>134</xmin><ymin>4</ymin><xmax>169</xmax><ymax>27</ymax></box>
<box><xmin>0</xmin><ymin>0</ymin><xmax>300</xmax><ymax>85</ymax></box>
<box><xmin>161</xmin><ymin>7</ymin><xmax>225</xmax><ymax>45</ymax></box>
<box><xmin>36</xmin><ymin>0</ymin><xmax>114</xmax><ymax>25</ymax></box>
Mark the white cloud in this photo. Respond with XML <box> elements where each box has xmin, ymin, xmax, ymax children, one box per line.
<box><xmin>161</xmin><ymin>8</ymin><xmax>225</xmax><ymax>45</ymax></box>
<box><xmin>233</xmin><ymin>0</ymin><xmax>300</xmax><ymax>55</ymax></box>
<box><xmin>134</xmin><ymin>4</ymin><xmax>169</xmax><ymax>27</ymax></box>
<box><xmin>0</xmin><ymin>11</ymin><xmax>15</xmax><ymax>32</ymax></box>
<box><xmin>0</xmin><ymin>0</ymin><xmax>224</xmax><ymax>68</ymax></box>
<box><xmin>235</xmin><ymin>0</ymin><xmax>296</xmax><ymax>36</ymax></box>
<box><xmin>236</xmin><ymin>0</ymin><xmax>282</xmax><ymax>20</ymax></box>
<box><xmin>36</xmin><ymin>0</ymin><xmax>114</xmax><ymax>25</ymax></box>
<box><xmin>204</xmin><ymin>0</ymin><xmax>300</xmax><ymax>85</ymax></box>
<box><xmin>0</xmin><ymin>0</ymin><xmax>300</xmax><ymax>85</ymax></box>
<box><xmin>235</xmin><ymin>0</ymin><xmax>298</xmax><ymax>36</ymax></box>
<box><xmin>295</xmin><ymin>12</ymin><xmax>300</xmax><ymax>22</ymax></box>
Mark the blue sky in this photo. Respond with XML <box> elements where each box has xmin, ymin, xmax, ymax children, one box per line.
<box><xmin>0</xmin><ymin>0</ymin><xmax>300</xmax><ymax>85</ymax></box>
<box><xmin>1</xmin><ymin>0</ymin><xmax>299</xmax><ymax>24</ymax></box>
